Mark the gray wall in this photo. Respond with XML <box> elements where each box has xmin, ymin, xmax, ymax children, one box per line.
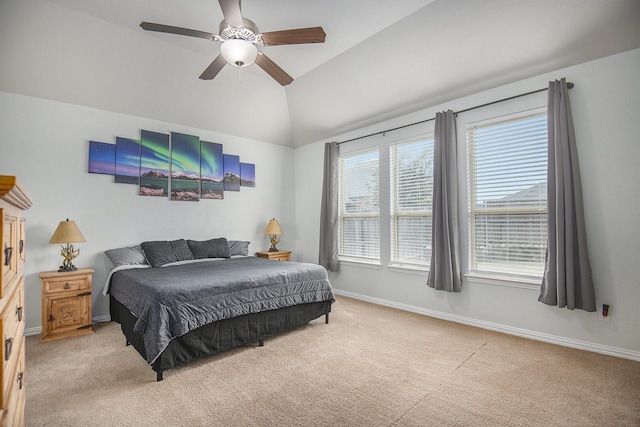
<box><xmin>295</xmin><ymin>49</ymin><xmax>640</xmax><ymax>360</ymax></box>
<box><xmin>0</xmin><ymin>91</ymin><xmax>296</xmax><ymax>333</ymax></box>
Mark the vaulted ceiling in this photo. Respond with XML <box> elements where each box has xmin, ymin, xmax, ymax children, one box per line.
<box><xmin>1</xmin><ymin>0</ymin><xmax>638</xmax><ymax>147</ymax></box>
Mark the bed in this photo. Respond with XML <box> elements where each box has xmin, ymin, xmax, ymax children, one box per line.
<box><xmin>103</xmin><ymin>238</ymin><xmax>334</xmax><ymax>381</ymax></box>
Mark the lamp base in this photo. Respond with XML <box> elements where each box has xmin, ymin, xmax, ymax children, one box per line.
<box><xmin>268</xmin><ymin>235</ymin><xmax>280</xmax><ymax>252</ymax></box>
<box><xmin>57</xmin><ymin>264</ymin><xmax>78</xmax><ymax>272</ymax></box>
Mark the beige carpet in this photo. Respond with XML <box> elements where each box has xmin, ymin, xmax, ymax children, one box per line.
<box><xmin>26</xmin><ymin>296</ymin><xmax>640</xmax><ymax>426</ymax></box>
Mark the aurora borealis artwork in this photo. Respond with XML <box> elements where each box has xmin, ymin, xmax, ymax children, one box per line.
<box><xmin>140</xmin><ymin>130</ymin><xmax>170</xmax><ymax>197</ymax></box>
<box><xmin>201</xmin><ymin>141</ymin><xmax>224</xmax><ymax>199</ymax></box>
<box><xmin>115</xmin><ymin>137</ymin><xmax>140</xmax><ymax>184</ymax></box>
<box><xmin>88</xmin><ymin>141</ymin><xmax>115</xmax><ymax>175</ymax></box>
<box><xmin>170</xmin><ymin>132</ymin><xmax>201</xmax><ymax>201</ymax></box>
<box><xmin>240</xmin><ymin>163</ymin><xmax>255</xmax><ymax>187</ymax></box>
<box><xmin>87</xmin><ymin>128</ymin><xmax>254</xmax><ymax>200</ymax></box>
<box><xmin>223</xmin><ymin>154</ymin><xmax>241</xmax><ymax>191</ymax></box>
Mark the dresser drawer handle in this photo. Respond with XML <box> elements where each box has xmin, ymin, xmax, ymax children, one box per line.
<box><xmin>17</xmin><ymin>372</ymin><xmax>24</xmax><ymax>390</ymax></box>
<box><xmin>3</xmin><ymin>245</ymin><xmax>12</xmax><ymax>266</ymax></box>
<box><xmin>4</xmin><ymin>338</ymin><xmax>12</xmax><ymax>361</ymax></box>
<box><xmin>16</xmin><ymin>306</ymin><xmax>23</xmax><ymax>322</ymax></box>
<box><xmin>64</xmin><ymin>283</ymin><xmax>71</xmax><ymax>290</ymax></box>
<box><xmin>19</xmin><ymin>239</ymin><xmax>24</xmax><ymax>254</ymax></box>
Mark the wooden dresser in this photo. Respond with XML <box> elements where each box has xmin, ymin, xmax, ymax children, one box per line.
<box><xmin>0</xmin><ymin>176</ymin><xmax>32</xmax><ymax>427</ymax></box>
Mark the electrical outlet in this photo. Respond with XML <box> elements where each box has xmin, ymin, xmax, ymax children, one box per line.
<box><xmin>598</xmin><ymin>304</ymin><xmax>611</xmax><ymax>322</ymax></box>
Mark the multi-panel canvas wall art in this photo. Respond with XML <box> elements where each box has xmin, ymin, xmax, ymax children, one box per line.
<box><xmin>88</xmin><ymin>141</ymin><xmax>115</xmax><ymax>175</ymax></box>
<box><xmin>201</xmin><ymin>141</ymin><xmax>224</xmax><ymax>199</ymax></box>
<box><xmin>115</xmin><ymin>137</ymin><xmax>141</xmax><ymax>184</ymax></box>
<box><xmin>88</xmin><ymin>129</ymin><xmax>254</xmax><ymax>201</ymax></box>
<box><xmin>223</xmin><ymin>154</ymin><xmax>241</xmax><ymax>192</ymax></box>
<box><xmin>240</xmin><ymin>163</ymin><xmax>255</xmax><ymax>187</ymax></box>
<box><xmin>140</xmin><ymin>130</ymin><xmax>170</xmax><ymax>197</ymax></box>
<box><xmin>170</xmin><ymin>132</ymin><xmax>201</xmax><ymax>201</ymax></box>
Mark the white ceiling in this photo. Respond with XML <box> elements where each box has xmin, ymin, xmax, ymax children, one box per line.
<box><xmin>1</xmin><ymin>0</ymin><xmax>639</xmax><ymax>147</ymax></box>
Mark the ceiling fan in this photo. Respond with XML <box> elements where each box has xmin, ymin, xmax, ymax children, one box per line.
<box><xmin>140</xmin><ymin>0</ymin><xmax>326</xmax><ymax>86</ymax></box>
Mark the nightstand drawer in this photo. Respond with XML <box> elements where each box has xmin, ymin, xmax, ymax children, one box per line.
<box><xmin>43</xmin><ymin>275</ymin><xmax>91</xmax><ymax>294</ymax></box>
<box><xmin>255</xmin><ymin>251</ymin><xmax>291</xmax><ymax>261</ymax></box>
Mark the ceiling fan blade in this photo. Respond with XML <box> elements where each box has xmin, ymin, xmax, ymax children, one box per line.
<box><xmin>140</xmin><ymin>22</ymin><xmax>215</xmax><ymax>41</ymax></box>
<box><xmin>260</xmin><ymin>27</ymin><xmax>326</xmax><ymax>46</ymax></box>
<box><xmin>199</xmin><ymin>55</ymin><xmax>227</xmax><ymax>80</ymax></box>
<box><xmin>218</xmin><ymin>0</ymin><xmax>244</xmax><ymax>28</ymax></box>
<box><xmin>255</xmin><ymin>52</ymin><xmax>293</xmax><ymax>86</ymax></box>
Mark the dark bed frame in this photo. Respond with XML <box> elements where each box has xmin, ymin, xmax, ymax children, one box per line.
<box><xmin>110</xmin><ymin>295</ymin><xmax>333</xmax><ymax>381</ymax></box>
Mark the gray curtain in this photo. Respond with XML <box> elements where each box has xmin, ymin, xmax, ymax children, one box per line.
<box><xmin>318</xmin><ymin>142</ymin><xmax>340</xmax><ymax>271</ymax></box>
<box><xmin>539</xmin><ymin>79</ymin><xmax>596</xmax><ymax>311</ymax></box>
<box><xmin>427</xmin><ymin>110</ymin><xmax>461</xmax><ymax>292</ymax></box>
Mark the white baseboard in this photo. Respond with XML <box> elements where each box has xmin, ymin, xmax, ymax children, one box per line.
<box><xmin>333</xmin><ymin>289</ymin><xmax>640</xmax><ymax>362</ymax></box>
<box><xmin>23</xmin><ymin>315</ymin><xmax>112</xmax><ymax>337</ymax></box>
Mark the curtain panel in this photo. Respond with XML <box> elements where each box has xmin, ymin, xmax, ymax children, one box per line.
<box><xmin>427</xmin><ymin>110</ymin><xmax>461</xmax><ymax>292</ymax></box>
<box><xmin>539</xmin><ymin>79</ymin><xmax>596</xmax><ymax>311</ymax></box>
<box><xmin>318</xmin><ymin>142</ymin><xmax>340</xmax><ymax>271</ymax></box>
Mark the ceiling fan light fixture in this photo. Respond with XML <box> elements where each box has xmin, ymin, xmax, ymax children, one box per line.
<box><xmin>220</xmin><ymin>39</ymin><xmax>258</xmax><ymax>68</ymax></box>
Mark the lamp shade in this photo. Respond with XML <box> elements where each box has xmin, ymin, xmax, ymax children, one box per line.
<box><xmin>264</xmin><ymin>218</ymin><xmax>283</xmax><ymax>235</ymax></box>
<box><xmin>220</xmin><ymin>39</ymin><xmax>258</xmax><ymax>68</ymax></box>
<box><xmin>48</xmin><ymin>219</ymin><xmax>86</xmax><ymax>244</ymax></box>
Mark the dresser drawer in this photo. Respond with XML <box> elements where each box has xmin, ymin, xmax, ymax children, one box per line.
<box><xmin>1</xmin><ymin>209</ymin><xmax>20</xmax><ymax>300</ymax></box>
<box><xmin>0</xmin><ymin>338</ymin><xmax>25</xmax><ymax>427</ymax></box>
<box><xmin>1</xmin><ymin>282</ymin><xmax>24</xmax><ymax>407</ymax></box>
<box><xmin>43</xmin><ymin>274</ymin><xmax>91</xmax><ymax>294</ymax></box>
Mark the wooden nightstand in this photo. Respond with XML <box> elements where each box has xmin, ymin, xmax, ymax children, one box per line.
<box><xmin>255</xmin><ymin>250</ymin><xmax>291</xmax><ymax>261</ymax></box>
<box><xmin>39</xmin><ymin>268</ymin><xmax>94</xmax><ymax>342</ymax></box>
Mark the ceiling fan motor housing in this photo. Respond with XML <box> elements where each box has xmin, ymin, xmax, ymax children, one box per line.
<box><xmin>219</xmin><ymin>18</ymin><xmax>258</xmax><ymax>42</ymax></box>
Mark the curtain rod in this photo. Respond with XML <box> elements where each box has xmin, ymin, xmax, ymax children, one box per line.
<box><xmin>336</xmin><ymin>82</ymin><xmax>574</xmax><ymax>145</ymax></box>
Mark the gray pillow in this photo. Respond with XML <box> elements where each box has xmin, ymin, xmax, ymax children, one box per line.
<box><xmin>187</xmin><ymin>238</ymin><xmax>230</xmax><ymax>259</ymax></box>
<box><xmin>141</xmin><ymin>239</ymin><xmax>194</xmax><ymax>267</ymax></box>
<box><xmin>228</xmin><ymin>240</ymin><xmax>250</xmax><ymax>256</ymax></box>
<box><xmin>105</xmin><ymin>245</ymin><xmax>148</xmax><ymax>267</ymax></box>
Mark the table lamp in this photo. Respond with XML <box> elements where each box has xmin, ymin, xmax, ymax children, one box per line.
<box><xmin>48</xmin><ymin>219</ymin><xmax>86</xmax><ymax>272</ymax></box>
<box><xmin>264</xmin><ymin>218</ymin><xmax>283</xmax><ymax>252</ymax></box>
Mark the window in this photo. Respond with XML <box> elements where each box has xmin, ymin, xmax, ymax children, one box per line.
<box><xmin>390</xmin><ymin>137</ymin><xmax>434</xmax><ymax>267</ymax></box>
<box><xmin>467</xmin><ymin>109</ymin><xmax>547</xmax><ymax>278</ymax></box>
<box><xmin>338</xmin><ymin>149</ymin><xmax>380</xmax><ymax>261</ymax></box>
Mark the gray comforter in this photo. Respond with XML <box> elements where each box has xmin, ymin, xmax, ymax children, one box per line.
<box><xmin>108</xmin><ymin>257</ymin><xmax>335</xmax><ymax>364</ymax></box>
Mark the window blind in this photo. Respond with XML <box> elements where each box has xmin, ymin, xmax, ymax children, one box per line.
<box><xmin>338</xmin><ymin>149</ymin><xmax>380</xmax><ymax>261</ymax></box>
<box><xmin>467</xmin><ymin>109</ymin><xmax>547</xmax><ymax>278</ymax></box>
<box><xmin>390</xmin><ymin>138</ymin><xmax>434</xmax><ymax>266</ymax></box>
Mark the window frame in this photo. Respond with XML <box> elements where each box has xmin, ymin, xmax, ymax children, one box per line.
<box><xmin>465</xmin><ymin>107</ymin><xmax>548</xmax><ymax>283</ymax></box>
<box><xmin>389</xmin><ymin>135</ymin><xmax>434</xmax><ymax>269</ymax></box>
<box><xmin>337</xmin><ymin>147</ymin><xmax>381</xmax><ymax>263</ymax></box>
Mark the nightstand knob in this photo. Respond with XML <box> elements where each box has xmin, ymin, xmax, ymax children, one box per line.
<box><xmin>48</xmin><ymin>314</ymin><xmax>54</xmax><ymax>322</ymax></box>
<box><xmin>64</xmin><ymin>283</ymin><xmax>71</xmax><ymax>290</ymax></box>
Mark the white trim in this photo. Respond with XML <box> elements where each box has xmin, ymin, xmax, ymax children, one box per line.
<box><xmin>333</xmin><ymin>289</ymin><xmax>640</xmax><ymax>362</ymax></box>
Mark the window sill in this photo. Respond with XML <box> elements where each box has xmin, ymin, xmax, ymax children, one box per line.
<box><xmin>338</xmin><ymin>258</ymin><xmax>382</xmax><ymax>269</ymax></box>
<box><xmin>387</xmin><ymin>264</ymin><xmax>428</xmax><ymax>275</ymax></box>
<box><xmin>465</xmin><ymin>272</ymin><xmax>541</xmax><ymax>290</ymax></box>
